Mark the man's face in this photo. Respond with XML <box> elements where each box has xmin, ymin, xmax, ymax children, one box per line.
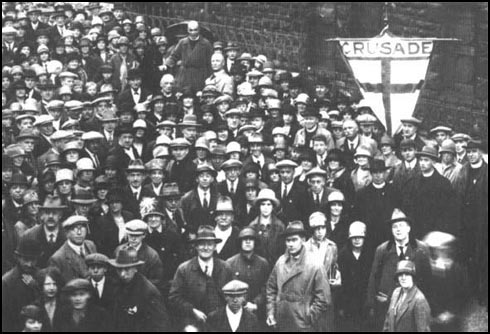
<box><xmin>286</xmin><ymin>235</ymin><xmax>304</xmax><ymax>254</ymax></box>
<box><xmin>226</xmin><ymin>49</ymin><xmax>238</xmax><ymax>60</ymax></box>
<box><xmin>197</xmin><ymin>172</ymin><xmax>214</xmax><ymax>189</ymax></box>
<box><xmin>79</xmin><ymin>170</ymin><xmax>94</xmax><ymax>183</ymax></box>
<box><xmin>241</xmin><ymin>238</ymin><xmax>255</xmax><ymax>253</ymax></box>
<box><xmin>40</xmin><ymin>209</ymin><xmax>63</xmax><ymax>230</ymax></box>
<box><xmin>161</xmin><ymin>77</ymin><xmax>174</xmax><ymax>94</ymax></box>
<box><xmin>196</xmin><ymin>240</ymin><xmax>216</xmax><ymax>260</ymax></box>
<box><xmin>18</xmin><ymin>119</ymin><xmax>33</xmax><ymax>130</ymax></box>
<box><xmin>392</xmin><ymin>221</ymin><xmax>410</xmax><ymax>241</ymax></box>
<box><xmin>435</xmin><ymin>132</ymin><xmax>449</xmax><ymax>146</ymax></box>
<box><xmin>401</xmin><ymin>147</ymin><xmax>416</xmax><ymax>162</ymax></box>
<box><xmin>372</xmin><ymin>170</ymin><xmax>386</xmax><ymax>185</ymax></box>
<box><xmin>127</xmin><ymin>234</ymin><xmax>145</xmax><ymax>248</ymax></box>
<box><xmin>250</xmin><ymin>143</ymin><xmax>262</xmax><ymax>157</ymax></box>
<box><xmin>57</xmin><ymin>180</ymin><xmax>72</xmax><ymax>195</ymax></box>
<box><xmin>441</xmin><ymin>152</ymin><xmax>454</xmax><ymax>165</ymax></box>
<box><xmin>182</xmin><ymin>127</ymin><xmax>197</xmax><ymax>142</ymax></box>
<box><xmin>119</xmin><ymin>133</ymin><xmax>134</xmax><ymax>148</ymax></box>
<box><xmin>308</xmin><ymin>176</ymin><xmax>325</xmax><ymax>194</ymax></box>
<box><xmin>355</xmin><ymin>156</ymin><xmax>369</xmax><ymax>167</ymax></box>
<box><xmin>245</xmin><ymin>188</ymin><xmax>258</xmax><ymax>202</ymax></box>
<box><xmin>147</xmin><ymin>215</ymin><xmax>163</xmax><ymax>230</ymax></box>
<box><xmin>29</xmin><ymin>12</ymin><xmax>40</xmax><ymax>23</ymax></box>
<box><xmin>225</xmin><ymin>167</ymin><xmax>240</xmax><ymax>182</ymax></box>
<box><xmin>102</xmin><ymin>121</ymin><xmax>116</xmax><ymax>132</ymax></box>
<box><xmin>164</xmin><ymin>197</ymin><xmax>180</xmax><ymax>212</ymax></box>
<box><xmin>127</xmin><ymin>172</ymin><xmax>144</xmax><ymax>188</ymax></box>
<box><xmin>343</xmin><ymin>122</ymin><xmax>358</xmax><ymax>139</ymax></box>
<box><xmin>88</xmin><ymin>264</ymin><xmax>107</xmax><ymax>282</ymax></box>
<box><xmin>360</xmin><ymin>124</ymin><xmax>373</xmax><ymax>136</ymax></box>
<box><xmin>215</xmin><ymin>212</ymin><xmax>233</xmax><ymax>229</ymax></box>
<box><xmin>418</xmin><ymin>156</ymin><xmax>434</xmax><ymax>173</ymax></box>
<box><xmin>315</xmin><ymin>84</ymin><xmax>327</xmax><ymax>97</ymax></box>
<box><xmin>332</xmin><ymin>127</ymin><xmax>344</xmax><ymax>140</ymax></box>
<box><xmin>226</xmin><ymin>115</ymin><xmax>240</xmax><ymax>129</ymax></box>
<box><xmin>402</xmin><ymin>123</ymin><xmax>417</xmax><ymax>137</ymax></box>
<box><xmin>129</xmin><ymin>78</ymin><xmax>141</xmax><ymax>90</ymax></box>
<box><xmin>66</xmin><ymin>224</ymin><xmax>87</xmax><ymax>245</ymax></box>
<box><xmin>188</xmin><ymin>23</ymin><xmax>199</xmax><ymax>39</ymax></box>
<box><xmin>17</xmin><ymin>255</ymin><xmax>38</xmax><ymax>275</ymax></box>
<box><xmin>313</xmin><ymin>226</ymin><xmax>327</xmax><ymax>241</ymax></box>
<box><xmin>211</xmin><ymin>54</ymin><xmax>224</xmax><ymax>71</ymax></box>
<box><xmin>251</xmin><ymin>117</ymin><xmax>264</xmax><ymax>130</ymax></box>
<box><xmin>304</xmin><ymin>116</ymin><xmax>318</xmax><ymax>130</ymax></box>
<box><xmin>25</xmin><ymin>77</ymin><xmax>36</xmax><ymax>89</ymax></box>
<box><xmin>380</xmin><ymin>144</ymin><xmax>393</xmax><ymax>156</ymax></box>
<box><xmin>172</xmin><ymin>147</ymin><xmax>189</xmax><ymax>161</ymax></box>
<box><xmin>150</xmin><ymin>170</ymin><xmax>164</xmax><ymax>185</ymax></box>
<box><xmin>225</xmin><ymin>294</ymin><xmax>247</xmax><ymax>313</ymax></box>
<box><xmin>279</xmin><ymin>167</ymin><xmax>294</xmax><ymax>184</ymax></box>
<box><xmin>467</xmin><ymin>148</ymin><xmax>482</xmax><ymax>164</ymax></box>
<box><xmin>117</xmin><ymin>267</ymin><xmax>138</xmax><ymax>284</ymax></box>
<box><xmin>20</xmin><ymin>138</ymin><xmax>36</xmax><ymax>153</ymax></box>
<box><xmin>313</xmin><ymin>140</ymin><xmax>327</xmax><ymax>156</ymax></box>
<box><xmin>75</xmin><ymin>203</ymin><xmax>92</xmax><ymax>217</ymax></box>
<box><xmin>10</xmin><ymin>184</ymin><xmax>27</xmax><ymax>201</ymax></box>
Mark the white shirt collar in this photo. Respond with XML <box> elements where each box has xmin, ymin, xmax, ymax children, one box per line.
<box><xmin>149</xmin><ymin>224</ymin><xmax>163</xmax><ymax>234</ymax></box>
<box><xmin>130</xmin><ymin>186</ymin><xmax>141</xmax><ymax>197</ymax></box>
<box><xmin>347</xmin><ymin>136</ymin><xmax>360</xmax><ymax>147</ymax></box>
<box><xmin>372</xmin><ymin>182</ymin><xmax>386</xmax><ymax>189</ymax></box>
<box><xmin>405</xmin><ymin>159</ymin><xmax>417</xmax><ymax>169</ymax></box>
<box><xmin>91</xmin><ymin>276</ymin><xmax>105</xmax><ymax>290</ymax></box>
<box><xmin>152</xmin><ymin>183</ymin><xmax>163</xmax><ymax>195</ymax></box>
<box><xmin>215</xmin><ymin>226</ymin><xmax>233</xmax><ymax>254</ymax></box>
<box><xmin>67</xmin><ymin>240</ymin><xmax>84</xmax><ymax>256</ymax></box>
<box><xmin>197</xmin><ymin>187</ymin><xmax>210</xmax><ymax>205</ymax></box>
<box><xmin>227</xmin><ymin>179</ymin><xmax>238</xmax><ymax>190</ymax></box>
<box><xmin>252</xmin><ymin>154</ymin><xmax>265</xmax><ymax>167</ymax></box>
<box><xmin>422</xmin><ymin>169</ymin><xmax>435</xmax><ymax>178</ymax></box>
<box><xmin>198</xmin><ymin>257</ymin><xmax>213</xmax><ymax>276</ymax></box>
<box><xmin>226</xmin><ymin>305</ymin><xmax>243</xmax><ymax>332</ymax></box>
<box><xmin>313</xmin><ymin>188</ymin><xmax>324</xmax><ymax>200</ymax></box>
<box><xmin>44</xmin><ymin>226</ymin><xmax>59</xmax><ymax>242</ymax></box>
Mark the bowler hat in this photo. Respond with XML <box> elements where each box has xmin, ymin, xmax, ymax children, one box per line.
<box><xmin>15</xmin><ymin>237</ymin><xmax>42</xmax><ymax>258</ymax></box>
<box><xmin>109</xmin><ymin>247</ymin><xmax>145</xmax><ymax>268</ymax></box>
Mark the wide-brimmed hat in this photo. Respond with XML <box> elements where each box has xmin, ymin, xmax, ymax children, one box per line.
<box><xmin>439</xmin><ymin>139</ymin><xmax>456</xmax><ymax>155</ymax></box>
<box><xmin>395</xmin><ymin>260</ymin><xmax>416</xmax><ymax>277</ymax></box>
<box><xmin>161</xmin><ymin>182</ymin><xmax>182</xmax><ymax>199</ymax></box>
<box><xmin>281</xmin><ymin>220</ymin><xmax>308</xmax><ymax>237</ymax></box>
<box><xmin>253</xmin><ymin>188</ymin><xmax>279</xmax><ymax>207</ymax></box>
<box><xmin>190</xmin><ymin>225</ymin><xmax>222</xmax><ymax>244</ymax></box>
<box><xmin>178</xmin><ymin>114</ymin><xmax>201</xmax><ymax>128</ymax></box>
<box><xmin>15</xmin><ymin>237</ymin><xmax>42</xmax><ymax>258</ymax></box>
<box><xmin>108</xmin><ymin>247</ymin><xmax>145</xmax><ymax>268</ymax></box>
<box><xmin>416</xmin><ymin>145</ymin><xmax>439</xmax><ymax>161</ymax></box>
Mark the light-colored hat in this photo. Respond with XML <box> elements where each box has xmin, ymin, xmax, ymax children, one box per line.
<box><xmin>354</xmin><ymin>146</ymin><xmax>373</xmax><ymax>158</ymax></box>
<box><xmin>225</xmin><ymin>108</ymin><xmax>242</xmax><ymax>117</ymax></box>
<box><xmin>400</xmin><ymin>116</ymin><xmax>422</xmax><ymax>125</ymax></box>
<box><xmin>237</xmin><ymin>82</ymin><xmax>256</xmax><ymax>96</ymax></box>
<box><xmin>430</xmin><ymin>125</ymin><xmax>452</xmax><ymax>134</ymax></box>
<box><xmin>195</xmin><ymin>137</ymin><xmax>210</xmax><ymax>151</ymax></box>
<box><xmin>267</xmin><ymin>99</ymin><xmax>282</xmax><ymax>110</ymax></box>
<box><xmin>126</xmin><ymin>159</ymin><xmax>146</xmax><ymax>172</ymax></box>
<box><xmin>226</xmin><ymin>141</ymin><xmax>241</xmax><ymax>154</ymax></box>
<box><xmin>327</xmin><ymin>191</ymin><xmax>345</xmax><ymax>203</ymax></box>
<box><xmin>81</xmin><ymin>131</ymin><xmax>104</xmax><ymax>141</ymax></box>
<box><xmin>51</xmin><ymin>130</ymin><xmax>73</xmax><ymax>141</ymax></box>
<box><xmin>220</xmin><ymin>159</ymin><xmax>243</xmax><ymax>170</ymax></box>
<box><xmin>145</xmin><ymin>158</ymin><xmax>165</xmax><ymax>171</ymax></box>
<box><xmin>275</xmin><ymin>159</ymin><xmax>298</xmax><ymax>170</ymax></box>
<box><xmin>215</xmin><ymin>196</ymin><xmax>234</xmax><ymax>212</ymax></box>
<box><xmin>295</xmin><ymin>93</ymin><xmax>310</xmax><ymax>105</ymax></box>
<box><xmin>439</xmin><ymin>139</ymin><xmax>456</xmax><ymax>155</ymax></box>
<box><xmin>62</xmin><ymin>215</ymin><xmax>89</xmax><ymax>229</ymax></box>
<box><xmin>125</xmin><ymin>219</ymin><xmax>148</xmax><ymax>236</ymax></box>
<box><xmin>222</xmin><ymin>280</ymin><xmax>249</xmax><ymax>295</ymax></box>
<box><xmin>451</xmin><ymin>133</ymin><xmax>470</xmax><ymax>142</ymax></box>
<box><xmin>272</xmin><ymin>127</ymin><xmax>287</xmax><ymax>137</ymax></box>
<box><xmin>305</xmin><ymin>167</ymin><xmax>327</xmax><ymax>178</ymax></box>
<box><xmin>348</xmin><ymin>221</ymin><xmax>367</xmax><ymax>238</ymax></box>
<box><xmin>76</xmin><ymin>157</ymin><xmax>95</xmax><ymax>171</ymax></box>
<box><xmin>65</xmin><ymin>100</ymin><xmax>84</xmax><ymax>111</ymax></box>
<box><xmin>169</xmin><ymin>138</ymin><xmax>191</xmax><ymax>148</ymax></box>
<box><xmin>309</xmin><ymin>211</ymin><xmax>327</xmax><ymax>228</ymax></box>
<box><xmin>133</xmin><ymin>119</ymin><xmax>147</xmax><ymax>129</ymax></box>
<box><xmin>254</xmin><ymin>188</ymin><xmax>279</xmax><ymax>207</ymax></box>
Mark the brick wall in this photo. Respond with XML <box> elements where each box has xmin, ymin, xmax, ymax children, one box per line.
<box><xmin>123</xmin><ymin>2</ymin><xmax>488</xmax><ymax>136</ymax></box>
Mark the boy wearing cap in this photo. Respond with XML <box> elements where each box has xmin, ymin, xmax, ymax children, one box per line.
<box><xmin>402</xmin><ymin>146</ymin><xmax>459</xmax><ymax>238</ymax></box>
<box><xmin>19</xmin><ymin>304</ymin><xmax>43</xmax><ymax>332</ymax></box>
<box><xmin>169</xmin><ymin>225</ymin><xmax>233</xmax><ymax>330</ymax></box>
<box><xmin>207</xmin><ymin>279</ymin><xmax>260</xmax><ymax>332</ymax></box>
<box><xmin>48</xmin><ymin>215</ymin><xmax>96</xmax><ymax>282</ymax></box>
<box><xmin>266</xmin><ymin>221</ymin><xmax>330</xmax><ymax>332</ymax></box>
<box><xmin>85</xmin><ymin>252</ymin><xmax>117</xmax><ymax>311</ymax></box>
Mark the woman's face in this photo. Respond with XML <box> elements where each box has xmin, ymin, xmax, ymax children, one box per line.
<box><xmin>43</xmin><ymin>275</ymin><xmax>58</xmax><ymax>299</ymax></box>
<box><xmin>313</xmin><ymin>226</ymin><xmax>327</xmax><ymax>241</ymax></box>
<box><xmin>70</xmin><ymin>290</ymin><xmax>90</xmax><ymax>310</ymax></box>
<box><xmin>57</xmin><ymin>180</ymin><xmax>72</xmax><ymax>195</ymax></box>
<box><xmin>96</xmin><ymin>188</ymin><xmax>108</xmax><ymax>200</ymax></box>
<box><xmin>64</xmin><ymin>150</ymin><xmax>79</xmax><ymax>163</ymax></box>
<box><xmin>330</xmin><ymin>202</ymin><xmax>343</xmax><ymax>216</ymax></box>
<box><xmin>27</xmin><ymin>202</ymin><xmax>40</xmax><ymax>216</ymax></box>
<box><xmin>398</xmin><ymin>273</ymin><xmax>414</xmax><ymax>289</ymax></box>
<box><xmin>328</xmin><ymin>160</ymin><xmax>341</xmax><ymax>171</ymax></box>
<box><xmin>202</xmin><ymin>112</ymin><xmax>214</xmax><ymax>124</ymax></box>
<box><xmin>43</xmin><ymin>181</ymin><xmax>55</xmax><ymax>193</ymax></box>
<box><xmin>260</xmin><ymin>200</ymin><xmax>274</xmax><ymax>217</ymax></box>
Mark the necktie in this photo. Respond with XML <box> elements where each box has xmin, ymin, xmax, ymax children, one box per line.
<box><xmin>229</xmin><ymin>183</ymin><xmax>235</xmax><ymax>195</ymax></box>
<box><xmin>203</xmin><ymin>193</ymin><xmax>208</xmax><ymax>209</ymax></box>
<box><xmin>350</xmin><ymin>142</ymin><xmax>355</xmax><ymax>152</ymax></box>
<box><xmin>282</xmin><ymin>186</ymin><xmax>288</xmax><ymax>200</ymax></box>
<box><xmin>94</xmin><ymin>155</ymin><xmax>100</xmax><ymax>168</ymax></box>
<box><xmin>133</xmin><ymin>192</ymin><xmax>138</xmax><ymax>199</ymax></box>
<box><xmin>48</xmin><ymin>234</ymin><xmax>55</xmax><ymax>245</ymax></box>
<box><xmin>205</xmin><ymin>265</ymin><xmax>209</xmax><ymax>277</ymax></box>
<box><xmin>133</xmin><ymin>89</ymin><xmax>139</xmax><ymax>95</ymax></box>
<box><xmin>315</xmin><ymin>194</ymin><xmax>320</xmax><ymax>206</ymax></box>
<box><xmin>108</xmin><ymin>133</ymin><xmax>113</xmax><ymax>145</ymax></box>
<box><xmin>399</xmin><ymin>246</ymin><xmax>405</xmax><ymax>260</ymax></box>
<box><xmin>94</xmin><ymin>282</ymin><xmax>100</xmax><ymax>298</ymax></box>
<box><xmin>171</xmin><ymin>212</ymin><xmax>176</xmax><ymax>221</ymax></box>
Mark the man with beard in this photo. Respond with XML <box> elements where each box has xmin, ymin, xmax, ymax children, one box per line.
<box><xmin>110</xmin><ymin>247</ymin><xmax>170</xmax><ymax>332</ymax></box>
<box><xmin>2</xmin><ymin>237</ymin><xmax>42</xmax><ymax>332</ymax></box>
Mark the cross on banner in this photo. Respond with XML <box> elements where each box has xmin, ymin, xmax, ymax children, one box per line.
<box><xmin>327</xmin><ymin>27</ymin><xmax>456</xmax><ymax>135</ymax></box>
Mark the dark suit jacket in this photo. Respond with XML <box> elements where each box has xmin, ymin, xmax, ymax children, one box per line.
<box><xmin>169</xmin><ymin>257</ymin><xmax>233</xmax><ymax>317</ymax></box>
<box><xmin>54</xmin><ymin>304</ymin><xmax>112</xmax><ymax>332</ymax></box>
<box><xmin>22</xmin><ymin>224</ymin><xmax>66</xmax><ymax>268</ymax></box>
<box><xmin>89</xmin><ymin>276</ymin><xmax>118</xmax><ymax>313</ymax></box>
<box><xmin>116</xmin><ymin>87</ymin><xmax>151</xmax><ymax>111</ymax></box>
<box><xmin>47</xmin><ymin>240</ymin><xmax>97</xmax><ymax>282</ymax></box>
<box><xmin>215</xmin><ymin>227</ymin><xmax>240</xmax><ymax>261</ymax></box>
<box><xmin>119</xmin><ymin>186</ymin><xmax>144</xmax><ymax>218</ymax></box>
<box><xmin>272</xmin><ymin>180</ymin><xmax>307</xmax><ymax>222</ymax></box>
<box><xmin>217</xmin><ymin>180</ymin><xmax>245</xmax><ymax>207</ymax></box>
<box><xmin>181</xmin><ymin>188</ymin><xmax>219</xmax><ymax>231</ymax></box>
<box><xmin>303</xmin><ymin>187</ymin><xmax>337</xmax><ymax>224</ymax></box>
<box><xmin>207</xmin><ymin>306</ymin><xmax>260</xmax><ymax>332</ymax></box>
<box><xmin>92</xmin><ymin>210</ymin><xmax>134</xmax><ymax>257</ymax></box>
<box><xmin>33</xmin><ymin>134</ymin><xmax>52</xmax><ymax>158</ymax></box>
<box><xmin>167</xmin><ymin>156</ymin><xmax>197</xmax><ymax>194</ymax></box>
<box><xmin>242</xmin><ymin>155</ymin><xmax>275</xmax><ymax>181</ymax></box>
<box><xmin>108</xmin><ymin>145</ymin><xmax>141</xmax><ymax>171</ymax></box>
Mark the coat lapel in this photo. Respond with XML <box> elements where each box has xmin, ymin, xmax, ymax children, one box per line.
<box><xmin>394</xmin><ymin>286</ymin><xmax>418</xmax><ymax>326</ymax></box>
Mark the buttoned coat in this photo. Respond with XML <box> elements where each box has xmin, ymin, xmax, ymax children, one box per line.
<box><xmin>181</xmin><ymin>187</ymin><xmax>219</xmax><ymax>231</ymax></box>
<box><xmin>266</xmin><ymin>247</ymin><xmax>331</xmax><ymax>332</ymax></box>
<box><xmin>22</xmin><ymin>224</ymin><xmax>66</xmax><ymax>268</ymax></box>
<box><xmin>248</xmin><ymin>216</ymin><xmax>286</xmax><ymax>266</ymax></box>
<box><xmin>47</xmin><ymin>240</ymin><xmax>96</xmax><ymax>282</ymax></box>
<box><xmin>271</xmin><ymin>180</ymin><xmax>307</xmax><ymax>223</ymax></box>
<box><xmin>207</xmin><ymin>306</ymin><xmax>260</xmax><ymax>332</ymax></box>
<box><xmin>169</xmin><ymin>257</ymin><xmax>233</xmax><ymax>319</ymax></box>
<box><xmin>113</xmin><ymin>272</ymin><xmax>170</xmax><ymax>332</ymax></box>
<box><xmin>382</xmin><ymin>286</ymin><xmax>431</xmax><ymax>332</ymax></box>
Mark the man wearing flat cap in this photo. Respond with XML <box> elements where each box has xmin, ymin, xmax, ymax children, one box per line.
<box><xmin>169</xmin><ymin>225</ymin><xmax>233</xmax><ymax>331</ymax></box>
<box><xmin>207</xmin><ymin>279</ymin><xmax>260</xmax><ymax>332</ymax></box>
<box><xmin>47</xmin><ymin>215</ymin><xmax>96</xmax><ymax>282</ymax></box>
<box><xmin>402</xmin><ymin>146</ymin><xmax>460</xmax><ymax>238</ymax></box>
<box><xmin>85</xmin><ymin>253</ymin><xmax>117</xmax><ymax>312</ymax></box>
<box><xmin>111</xmin><ymin>247</ymin><xmax>171</xmax><ymax>332</ymax></box>
<box><xmin>266</xmin><ymin>221</ymin><xmax>330</xmax><ymax>332</ymax></box>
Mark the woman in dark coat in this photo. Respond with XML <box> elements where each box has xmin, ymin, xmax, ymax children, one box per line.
<box><xmin>34</xmin><ymin>267</ymin><xmax>65</xmax><ymax>332</ymax></box>
<box><xmin>54</xmin><ymin>278</ymin><xmax>112</xmax><ymax>332</ymax></box>
<box><xmin>325</xmin><ymin>191</ymin><xmax>351</xmax><ymax>252</ymax></box>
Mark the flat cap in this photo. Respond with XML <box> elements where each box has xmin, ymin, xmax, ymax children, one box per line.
<box><xmin>275</xmin><ymin>159</ymin><xmax>298</xmax><ymax>169</ymax></box>
<box><xmin>222</xmin><ymin>279</ymin><xmax>249</xmax><ymax>295</ymax></box>
<box><xmin>85</xmin><ymin>253</ymin><xmax>109</xmax><ymax>266</ymax></box>
<box><xmin>62</xmin><ymin>215</ymin><xmax>89</xmax><ymax>229</ymax></box>
<box><xmin>125</xmin><ymin>219</ymin><xmax>148</xmax><ymax>235</ymax></box>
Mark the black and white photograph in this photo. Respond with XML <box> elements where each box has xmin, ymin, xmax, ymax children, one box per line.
<box><xmin>2</xmin><ymin>2</ymin><xmax>488</xmax><ymax>332</ymax></box>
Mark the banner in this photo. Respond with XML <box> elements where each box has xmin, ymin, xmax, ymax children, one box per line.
<box><xmin>330</xmin><ymin>28</ymin><xmax>441</xmax><ymax>135</ymax></box>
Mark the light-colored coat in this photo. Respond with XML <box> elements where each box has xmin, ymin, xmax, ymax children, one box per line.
<box><xmin>294</xmin><ymin>126</ymin><xmax>335</xmax><ymax>151</ymax></box>
<box><xmin>382</xmin><ymin>286</ymin><xmax>431</xmax><ymax>332</ymax></box>
<box><xmin>266</xmin><ymin>247</ymin><xmax>331</xmax><ymax>332</ymax></box>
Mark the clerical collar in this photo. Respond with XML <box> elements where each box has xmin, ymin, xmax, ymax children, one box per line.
<box><xmin>306</xmin><ymin>125</ymin><xmax>318</xmax><ymax>133</ymax></box>
<box><xmin>471</xmin><ymin>160</ymin><xmax>483</xmax><ymax>169</ymax></box>
<box><xmin>422</xmin><ymin>169</ymin><xmax>435</xmax><ymax>177</ymax></box>
<box><xmin>372</xmin><ymin>182</ymin><xmax>386</xmax><ymax>189</ymax></box>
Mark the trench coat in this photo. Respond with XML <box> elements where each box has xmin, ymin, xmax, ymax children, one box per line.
<box><xmin>382</xmin><ymin>286</ymin><xmax>431</xmax><ymax>332</ymax></box>
<box><xmin>266</xmin><ymin>246</ymin><xmax>331</xmax><ymax>332</ymax></box>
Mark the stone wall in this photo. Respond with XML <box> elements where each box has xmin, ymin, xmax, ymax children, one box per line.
<box><xmin>123</xmin><ymin>2</ymin><xmax>488</xmax><ymax>136</ymax></box>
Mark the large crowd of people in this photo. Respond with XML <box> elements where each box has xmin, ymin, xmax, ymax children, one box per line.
<box><xmin>2</xmin><ymin>2</ymin><xmax>488</xmax><ymax>332</ymax></box>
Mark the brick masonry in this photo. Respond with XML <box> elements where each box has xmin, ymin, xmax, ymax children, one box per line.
<box><xmin>123</xmin><ymin>2</ymin><xmax>488</xmax><ymax>136</ymax></box>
